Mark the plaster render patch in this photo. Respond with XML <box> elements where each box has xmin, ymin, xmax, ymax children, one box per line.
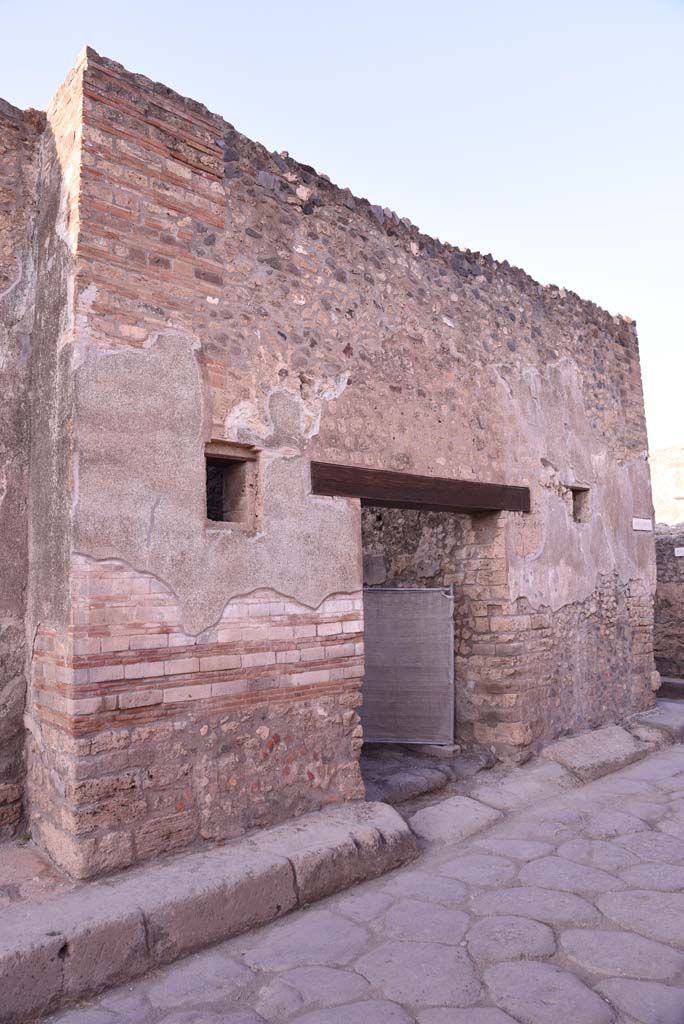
<box><xmin>73</xmin><ymin>335</ymin><xmax>360</xmax><ymax>632</ymax></box>
<box><xmin>224</xmin><ymin>372</ymin><xmax>349</xmax><ymax>448</ymax></box>
<box><xmin>509</xmin><ymin>447</ymin><xmax>654</xmax><ymax>612</ymax></box>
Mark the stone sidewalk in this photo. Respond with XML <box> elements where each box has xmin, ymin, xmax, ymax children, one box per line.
<box><xmin>45</xmin><ymin>742</ymin><xmax>684</xmax><ymax>1024</ymax></box>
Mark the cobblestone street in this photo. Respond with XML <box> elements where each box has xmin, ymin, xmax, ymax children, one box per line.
<box><xmin>47</xmin><ymin>745</ymin><xmax>684</xmax><ymax>1024</ymax></box>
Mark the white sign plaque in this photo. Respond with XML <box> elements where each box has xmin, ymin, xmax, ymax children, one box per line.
<box><xmin>675</xmin><ymin>547</ymin><xmax>684</xmax><ymax>558</ymax></box>
<box><xmin>632</xmin><ymin>517</ymin><xmax>653</xmax><ymax>532</ymax></box>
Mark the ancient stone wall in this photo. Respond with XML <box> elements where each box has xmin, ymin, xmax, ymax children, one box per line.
<box><xmin>361</xmin><ymin>508</ymin><xmax>655</xmax><ymax>753</ymax></box>
<box><xmin>655</xmin><ymin>524</ymin><xmax>684</xmax><ymax>679</ymax></box>
<box><xmin>29</xmin><ymin>557</ymin><xmax>363</xmax><ymax>877</ymax></box>
<box><xmin>2</xmin><ymin>47</ymin><xmax>658</xmax><ymax>875</ymax></box>
<box><xmin>0</xmin><ymin>98</ymin><xmax>44</xmax><ymax>836</ymax></box>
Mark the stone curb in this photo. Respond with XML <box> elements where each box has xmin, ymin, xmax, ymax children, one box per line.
<box><xmin>406</xmin><ymin>700</ymin><xmax>684</xmax><ymax>846</ymax></box>
<box><xmin>0</xmin><ymin>801</ymin><xmax>416</xmax><ymax>1024</ymax></box>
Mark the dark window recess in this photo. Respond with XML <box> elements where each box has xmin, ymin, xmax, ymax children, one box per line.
<box><xmin>206</xmin><ymin>456</ymin><xmax>255</xmax><ymax>523</ymax></box>
<box><xmin>570</xmin><ymin>486</ymin><xmax>591</xmax><ymax>524</ymax></box>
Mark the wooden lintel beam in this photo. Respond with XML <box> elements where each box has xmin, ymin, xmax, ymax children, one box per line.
<box><xmin>310</xmin><ymin>461</ymin><xmax>531</xmax><ymax>514</ymax></box>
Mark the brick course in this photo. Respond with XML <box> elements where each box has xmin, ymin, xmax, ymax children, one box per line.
<box><xmin>28</xmin><ymin>558</ymin><xmax>364</xmax><ymax>876</ymax></box>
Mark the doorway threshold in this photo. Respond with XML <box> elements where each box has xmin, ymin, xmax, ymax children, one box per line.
<box><xmin>361</xmin><ymin>742</ymin><xmax>495</xmax><ymax>805</ymax></box>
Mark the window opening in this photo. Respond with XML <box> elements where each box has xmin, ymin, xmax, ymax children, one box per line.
<box><xmin>205</xmin><ymin>442</ymin><xmax>257</xmax><ymax>524</ymax></box>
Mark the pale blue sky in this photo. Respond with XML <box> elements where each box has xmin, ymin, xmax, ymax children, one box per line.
<box><xmin>2</xmin><ymin>0</ymin><xmax>682</xmax><ymax>448</ymax></box>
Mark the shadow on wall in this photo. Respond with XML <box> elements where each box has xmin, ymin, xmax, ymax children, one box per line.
<box><xmin>0</xmin><ymin>100</ymin><xmax>46</xmax><ymax>838</ymax></box>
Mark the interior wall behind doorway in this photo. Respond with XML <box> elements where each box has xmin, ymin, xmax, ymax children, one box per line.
<box><xmin>361</xmin><ymin>507</ymin><xmax>469</xmax><ymax>590</ymax></box>
<box><xmin>361</xmin><ymin>505</ymin><xmax>508</xmax><ymax>751</ymax></box>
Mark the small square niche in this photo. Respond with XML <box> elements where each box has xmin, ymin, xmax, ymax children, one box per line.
<box><xmin>205</xmin><ymin>441</ymin><xmax>258</xmax><ymax>525</ymax></box>
<box><xmin>570</xmin><ymin>485</ymin><xmax>591</xmax><ymax>524</ymax></box>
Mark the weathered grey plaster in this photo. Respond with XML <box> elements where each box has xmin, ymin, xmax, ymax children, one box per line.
<box><xmin>0</xmin><ymin>98</ymin><xmax>44</xmax><ymax>829</ymax></box>
<box><xmin>503</xmin><ymin>358</ymin><xmax>654</xmax><ymax>611</ymax></box>
<box><xmin>73</xmin><ymin>333</ymin><xmax>362</xmax><ymax>634</ymax></box>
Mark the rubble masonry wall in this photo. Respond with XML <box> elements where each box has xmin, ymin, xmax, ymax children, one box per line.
<box><xmin>0</xmin><ymin>48</ymin><xmax>658</xmax><ymax>875</ymax></box>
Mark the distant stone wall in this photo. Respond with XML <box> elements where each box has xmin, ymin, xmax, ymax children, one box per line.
<box><xmin>655</xmin><ymin>525</ymin><xmax>684</xmax><ymax>678</ymax></box>
<box><xmin>28</xmin><ymin>557</ymin><xmax>363</xmax><ymax>878</ymax></box>
<box><xmin>0</xmin><ymin>99</ymin><xmax>43</xmax><ymax>836</ymax></box>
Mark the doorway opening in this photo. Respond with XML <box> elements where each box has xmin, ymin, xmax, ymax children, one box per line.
<box><xmin>361</xmin><ymin>506</ymin><xmax>468</xmax><ymax>746</ymax></box>
<box><xmin>309</xmin><ymin>461</ymin><xmax>529</xmax><ymax>797</ymax></box>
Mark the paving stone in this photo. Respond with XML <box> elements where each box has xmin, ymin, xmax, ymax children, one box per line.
<box><xmin>484</xmin><ymin>962</ymin><xmax>615</xmax><ymax>1024</ymax></box>
<box><xmin>467</xmin><ymin>761</ymin><xmax>577</xmax><ymax>812</ymax></box>
<box><xmin>589</xmin><ymin>776</ymin><xmax>661</xmax><ymax>798</ymax></box>
<box><xmin>494</xmin><ymin>807</ymin><xmax>585</xmax><ymax>843</ymax></box>
<box><xmin>472</xmin><ymin>838</ymin><xmax>555</xmax><ymax>860</ymax></box>
<box><xmin>254</xmin><ymin>976</ymin><xmax>303</xmax><ymax>1020</ymax></box>
<box><xmin>436</xmin><ymin>854</ymin><xmax>516</xmax><ymax>887</ymax></box>
<box><xmin>379</xmin><ymin>868</ymin><xmax>468</xmax><ymax>905</ymax></box>
<box><xmin>540</xmin><ymin>725</ymin><xmax>647</xmax><ymax>782</ymax></box>
<box><xmin>629</xmin><ymin>719</ymin><xmax>673</xmax><ymax>748</ymax></box>
<box><xmin>162</xmin><ymin>1014</ymin><xmax>263</xmax><ymax>1024</ymax></box>
<box><xmin>655</xmin><ymin>774</ymin><xmax>684</xmax><ymax>795</ymax></box>
<box><xmin>50</xmin><ymin>1010</ymin><xmax>117</xmax><ymax>1024</ymax></box>
<box><xmin>557</xmin><ymin>839</ymin><xmax>640</xmax><ymax>871</ymax></box>
<box><xmin>602</xmin><ymin>794</ymin><xmax>671</xmax><ymax>827</ymax></box>
<box><xmin>630</xmin><ymin>700</ymin><xmax>684</xmax><ymax>742</ymax></box>
<box><xmin>596</xmin><ymin>978</ymin><xmax>684</xmax><ymax>1024</ymax></box>
<box><xmin>280</xmin><ymin>966</ymin><xmax>371</xmax><ymax>1004</ymax></box>
<box><xmin>365</xmin><ymin>768</ymin><xmax>449</xmax><ymax>804</ymax></box>
<box><xmin>622</xmin><ymin>749</ymin><xmax>684</xmax><ymax>781</ymax></box>
<box><xmin>243</xmin><ymin>910</ymin><xmax>369</xmax><ymax>970</ymax></box>
<box><xmin>409</xmin><ymin>797</ymin><xmax>502</xmax><ymax>844</ymax></box>
<box><xmin>417</xmin><ymin>1010</ymin><xmax>519</xmax><ymax>1024</ymax></box>
<box><xmin>612</xmin><ymin>797</ymin><xmax>669</xmax><ymax>824</ymax></box>
<box><xmin>619</xmin><ymin>863</ymin><xmax>684</xmax><ymax>891</ymax></box>
<box><xmin>598</xmin><ymin>891</ymin><xmax>684</xmax><ymax>947</ymax></box>
<box><xmin>518</xmin><ymin>855</ymin><xmax>625</xmax><ymax>894</ymax></box>
<box><xmin>560</xmin><ymin>928</ymin><xmax>684</xmax><ymax>980</ymax></box>
<box><xmin>657</xmin><ymin>818</ymin><xmax>684</xmax><ymax>839</ymax></box>
<box><xmin>328</xmin><ymin>890</ymin><xmax>393</xmax><ymax>923</ymax></box>
<box><xmin>581</xmin><ymin>810</ymin><xmax>649</xmax><ymax>839</ymax></box>
<box><xmin>37</xmin><ymin>747</ymin><xmax>684</xmax><ymax>1024</ymax></box>
<box><xmin>384</xmin><ymin>898</ymin><xmax>470</xmax><ymax>944</ymax></box>
<box><xmin>144</xmin><ymin>951</ymin><xmax>253</xmax><ymax>1008</ymax></box>
<box><xmin>471</xmin><ymin>886</ymin><xmax>602</xmax><ymax>926</ymax></box>
<box><xmin>293</xmin><ymin>1001</ymin><xmax>415</xmax><ymax>1024</ymax></box>
<box><xmin>219</xmin><ymin>1015</ymin><xmax>266</xmax><ymax>1024</ymax></box>
<box><xmin>614</xmin><ymin>831</ymin><xmax>684</xmax><ymax>864</ymax></box>
<box><xmin>356</xmin><ymin>940</ymin><xmax>482</xmax><ymax>1006</ymax></box>
<box><xmin>664</xmin><ymin>796</ymin><xmax>684</xmax><ymax>817</ymax></box>
<box><xmin>467</xmin><ymin>915</ymin><xmax>555</xmax><ymax>962</ymax></box>
<box><xmin>95</xmin><ymin>987</ymin><xmax>151</xmax><ymax>1017</ymax></box>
